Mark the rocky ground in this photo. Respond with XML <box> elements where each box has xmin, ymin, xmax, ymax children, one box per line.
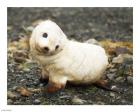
<box><xmin>7</xmin><ymin>8</ymin><xmax>133</xmax><ymax>105</ymax></box>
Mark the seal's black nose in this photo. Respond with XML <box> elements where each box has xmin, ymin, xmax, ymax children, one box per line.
<box><xmin>55</xmin><ymin>45</ymin><xmax>59</xmax><ymax>50</ymax></box>
<box><xmin>44</xmin><ymin>47</ymin><xmax>49</xmax><ymax>52</ymax></box>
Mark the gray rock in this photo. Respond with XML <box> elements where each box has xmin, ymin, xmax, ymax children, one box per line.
<box><xmin>34</xmin><ymin>99</ymin><xmax>41</xmax><ymax>104</ymax></box>
<box><xmin>121</xmin><ymin>99</ymin><xmax>127</xmax><ymax>104</ymax></box>
<box><xmin>20</xmin><ymin>79</ymin><xmax>26</xmax><ymax>83</ymax></box>
<box><xmin>85</xmin><ymin>38</ymin><xmax>99</xmax><ymax>45</ymax></box>
<box><xmin>72</xmin><ymin>96</ymin><xmax>86</xmax><ymax>104</ymax></box>
<box><xmin>110</xmin><ymin>92</ymin><xmax>115</xmax><ymax>97</ymax></box>
<box><xmin>60</xmin><ymin>95</ymin><xmax>71</xmax><ymax>99</ymax></box>
<box><xmin>116</xmin><ymin>96</ymin><xmax>121</xmax><ymax>100</ymax></box>
<box><xmin>33</xmin><ymin>81</ymin><xmax>39</xmax><ymax>86</ymax></box>
<box><xmin>127</xmin><ymin>76</ymin><xmax>133</xmax><ymax>84</ymax></box>
<box><xmin>7</xmin><ymin>99</ymin><xmax>13</xmax><ymax>104</ymax></box>
<box><xmin>107</xmin><ymin>73</ymin><xmax>116</xmax><ymax>80</ymax></box>
<box><xmin>14</xmin><ymin>101</ymin><xmax>20</xmax><ymax>105</ymax></box>
<box><xmin>109</xmin><ymin>69</ymin><xmax>117</xmax><ymax>72</ymax></box>
<box><xmin>12</xmin><ymin>86</ymin><xmax>18</xmax><ymax>91</ymax></box>
<box><xmin>7</xmin><ymin>91</ymin><xmax>17</xmax><ymax>100</ymax></box>
<box><xmin>97</xmin><ymin>101</ymin><xmax>105</xmax><ymax>105</ymax></box>
<box><xmin>39</xmin><ymin>83</ymin><xmax>44</xmax><ymax>87</ymax></box>
<box><xmin>26</xmin><ymin>26</ymin><xmax>34</xmax><ymax>32</ymax></box>
<box><xmin>112</xmin><ymin>54</ymin><xmax>132</xmax><ymax>64</ymax></box>
<box><xmin>115</xmin><ymin>76</ymin><xmax>124</xmax><ymax>83</ymax></box>
<box><xmin>111</xmin><ymin>85</ymin><xmax>121</xmax><ymax>92</ymax></box>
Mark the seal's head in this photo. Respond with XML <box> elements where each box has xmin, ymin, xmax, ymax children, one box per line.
<box><xmin>30</xmin><ymin>20</ymin><xmax>68</xmax><ymax>56</ymax></box>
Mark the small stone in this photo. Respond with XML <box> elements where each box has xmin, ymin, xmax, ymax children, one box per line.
<box><xmin>33</xmin><ymin>81</ymin><xmax>39</xmax><ymax>86</ymax></box>
<box><xmin>23</xmin><ymin>68</ymin><xmax>30</xmax><ymax>72</ymax></box>
<box><xmin>34</xmin><ymin>99</ymin><xmax>41</xmax><ymax>104</ymax></box>
<box><xmin>7</xmin><ymin>91</ymin><xmax>17</xmax><ymax>99</ymax></box>
<box><xmin>14</xmin><ymin>101</ymin><xmax>20</xmax><ymax>105</ymax></box>
<box><xmin>127</xmin><ymin>76</ymin><xmax>133</xmax><ymax>84</ymax></box>
<box><xmin>107</xmin><ymin>73</ymin><xmax>116</xmax><ymax>80</ymax></box>
<box><xmin>121</xmin><ymin>99</ymin><xmax>127</xmax><ymax>104</ymax></box>
<box><xmin>116</xmin><ymin>96</ymin><xmax>121</xmax><ymax>100</ymax></box>
<box><xmin>7</xmin><ymin>99</ymin><xmax>13</xmax><ymax>104</ymax></box>
<box><xmin>26</xmin><ymin>26</ymin><xmax>34</xmax><ymax>32</ymax></box>
<box><xmin>109</xmin><ymin>69</ymin><xmax>117</xmax><ymax>72</ymax></box>
<box><xmin>112</xmin><ymin>54</ymin><xmax>132</xmax><ymax>64</ymax></box>
<box><xmin>20</xmin><ymin>79</ymin><xmax>26</xmax><ymax>83</ymax></box>
<box><xmin>72</xmin><ymin>96</ymin><xmax>86</xmax><ymax>104</ymax></box>
<box><xmin>39</xmin><ymin>83</ymin><xmax>44</xmax><ymax>87</ymax></box>
<box><xmin>97</xmin><ymin>101</ymin><xmax>105</xmax><ymax>105</ymax></box>
<box><xmin>12</xmin><ymin>86</ymin><xmax>18</xmax><ymax>91</ymax></box>
<box><xmin>111</xmin><ymin>85</ymin><xmax>123</xmax><ymax>93</ymax></box>
<box><xmin>110</xmin><ymin>92</ymin><xmax>115</xmax><ymax>97</ymax></box>
<box><xmin>115</xmin><ymin>77</ymin><xmax>124</xmax><ymax>83</ymax></box>
<box><xmin>85</xmin><ymin>38</ymin><xmax>99</xmax><ymax>45</ymax></box>
<box><xmin>115</xmin><ymin>47</ymin><xmax>130</xmax><ymax>55</ymax></box>
<box><xmin>60</xmin><ymin>95</ymin><xmax>71</xmax><ymax>99</ymax></box>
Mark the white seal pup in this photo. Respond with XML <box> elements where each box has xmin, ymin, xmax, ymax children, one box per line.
<box><xmin>30</xmin><ymin>20</ymin><xmax>108</xmax><ymax>93</ymax></box>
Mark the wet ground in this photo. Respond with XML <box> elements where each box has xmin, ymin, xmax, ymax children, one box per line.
<box><xmin>7</xmin><ymin>8</ymin><xmax>133</xmax><ymax>105</ymax></box>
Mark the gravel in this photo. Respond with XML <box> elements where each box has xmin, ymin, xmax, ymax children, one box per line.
<box><xmin>127</xmin><ymin>76</ymin><xmax>133</xmax><ymax>84</ymax></box>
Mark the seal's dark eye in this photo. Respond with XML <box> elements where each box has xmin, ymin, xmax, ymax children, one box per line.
<box><xmin>42</xmin><ymin>33</ymin><xmax>48</xmax><ymax>38</ymax></box>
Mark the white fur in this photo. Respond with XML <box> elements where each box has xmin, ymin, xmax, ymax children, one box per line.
<box><xmin>30</xmin><ymin>20</ymin><xmax>108</xmax><ymax>85</ymax></box>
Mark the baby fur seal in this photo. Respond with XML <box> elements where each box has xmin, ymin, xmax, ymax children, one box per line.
<box><xmin>30</xmin><ymin>20</ymin><xmax>108</xmax><ymax>93</ymax></box>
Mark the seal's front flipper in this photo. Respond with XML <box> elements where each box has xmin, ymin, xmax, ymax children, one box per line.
<box><xmin>45</xmin><ymin>81</ymin><xmax>65</xmax><ymax>93</ymax></box>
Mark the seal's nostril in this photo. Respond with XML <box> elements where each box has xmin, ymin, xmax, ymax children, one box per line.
<box><xmin>55</xmin><ymin>45</ymin><xmax>59</xmax><ymax>50</ymax></box>
<box><xmin>44</xmin><ymin>47</ymin><xmax>49</xmax><ymax>52</ymax></box>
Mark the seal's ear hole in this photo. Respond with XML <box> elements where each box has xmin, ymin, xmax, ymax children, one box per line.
<box><xmin>42</xmin><ymin>33</ymin><xmax>48</xmax><ymax>38</ymax></box>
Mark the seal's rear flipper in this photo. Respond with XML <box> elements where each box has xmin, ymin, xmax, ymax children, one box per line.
<box><xmin>94</xmin><ymin>79</ymin><xmax>123</xmax><ymax>93</ymax></box>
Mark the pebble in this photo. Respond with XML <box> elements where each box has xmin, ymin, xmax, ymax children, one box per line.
<box><xmin>22</xmin><ymin>66</ymin><xmax>31</xmax><ymax>72</ymax></box>
<box><xmin>33</xmin><ymin>81</ymin><xmax>39</xmax><ymax>86</ymax></box>
<box><xmin>60</xmin><ymin>95</ymin><xmax>71</xmax><ymax>99</ymax></box>
<box><xmin>39</xmin><ymin>83</ymin><xmax>44</xmax><ymax>87</ymax></box>
<box><xmin>127</xmin><ymin>76</ymin><xmax>133</xmax><ymax>84</ymax></box>
<box><xmin>115</xmin><ymin>47</ymin><xmax>130</xmax><ymax>55</ymax></box>
<box><xmin>20</xmin><ymin>79</ymin><xmax>26</xmax><ymax>83</ymax></box>
<box><xmin>112</xmin><ymin>54</ymin><xmax>132</xmax><ymax>64</ymax></box>
<box><xmin>72</xmin><ymin>96</ymin><xmax>86</xmax><ymax>104</ymax></box>
<box><xmin>14</xmin><ymin>101</ymin><xmax>20</xmax><ymax>105</ymax></box>
<box><xmin>7</xmin><ymin>99</ymin><xmax>13</xmax><ymax>104</ymax></box>
<box><xmin>110</xmin><ymin>92</ymin><xmax>115</xmax><ymax>97</ymax></box>
<box><xmin>109</xmin><ymin>69</ymin><xmax>117</xmax><ymax>72</ymax></box>
<box><xmin>7</xmin><ymin>91</ymin><xmax>17</xmax><ymax>100</ymax></box>
<box><xmin>121</xmin><ymin>99</ymin><xmax>127</xmax><ymax>104</ymax></box>
<box><xmin>116</xmin><ymin>96</ymin><xmax>121</xmax><ymax>100</ymax></box>
<box><xmin>115</xmin><ymin>76</ymin><xmax>124</xmax><ymax>83</ymax></box>
<box><xmin>97</xmin><ymin>101</ymin><xmax>105</xmax><ymax>105</ymax></box>
<box><xmin>34</xmin><ymin>99</ymin><xmax>41</xmax><ymax>104</ymax></box>
<box><xmin>85</xmin><ymin>38</ymin><xmax>99</xmax><ymax>45</ymax></box>
<box><xmin>26</xmin><ymin>26</ymin><xmax>34</xmax><ymax>32</ymax></box>
<box><xmin>107</xmin><ymin>73</ymin><xmax>116</xmax><ymax>80</ymax></box>
<box><xmin>12</xmin><ymin>86</ymin><xmax>18</xmax><ymax>91</ymax></box>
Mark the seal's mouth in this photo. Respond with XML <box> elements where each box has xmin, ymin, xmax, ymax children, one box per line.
<box><xmin>34</xmin><ymin>43</ymin><xmax>62</xmax><ymax>56</ymax></box>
